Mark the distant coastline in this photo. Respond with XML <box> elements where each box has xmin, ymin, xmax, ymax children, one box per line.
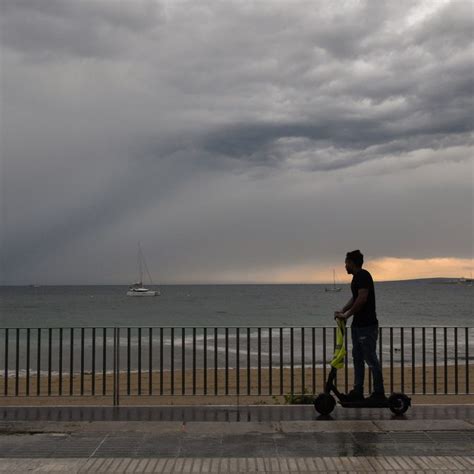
<box><xmin>2</xmin><ymin>277</ymin><xmax>473</xmax><ymax>287</ymax></box>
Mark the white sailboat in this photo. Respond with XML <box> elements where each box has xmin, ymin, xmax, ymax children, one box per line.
<box><xmin>325</xmin><ymin>269</ymin><xmax>342</xmax><ymax>292</ymax></box>
<box><xmin>127</xmin><ymin>243</ymin><xmax>159</xmax><ymax>297</ymax></box>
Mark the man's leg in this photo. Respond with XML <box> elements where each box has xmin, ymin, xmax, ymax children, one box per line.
<box><xmin>351</xmin><ymin>326</ymin><xmax>365</xmax><ymax>394</ymax></box>
<box><xmin>360</xmin><ymin>325</ymin><xmax>385</xmax><ymax>394</ymax></box>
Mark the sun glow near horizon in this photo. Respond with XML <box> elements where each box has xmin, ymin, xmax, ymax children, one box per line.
<box><xmin>207</xmin><ymin>257</ymin><xmax>473</xmax><ymax>284</ymax></box>
<box><xmin>367</xmin><ymin>257</ymin><xmax>473</xmax><ymax>283</ymax></box>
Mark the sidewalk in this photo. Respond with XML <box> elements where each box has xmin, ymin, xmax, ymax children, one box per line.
<box><xmin>0</xmin><ymin>405</ymin><xmax>473</xmax><ymax>472</ymax></box>
<box><xmin>1</xmin><ymin>456</ymin><xmax>473</xmax><ymax>472</ymax></box>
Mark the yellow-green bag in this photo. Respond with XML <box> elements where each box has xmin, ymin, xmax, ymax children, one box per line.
<box><xmin>330</xmin><ymin>319</ymin><xmax>346</xmax><ymax>369</ymax></box>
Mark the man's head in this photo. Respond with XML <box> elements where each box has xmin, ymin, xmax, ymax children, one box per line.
<box><xmin>345</xmin><ymin>250</ymin><xmax>364</xmax><ymax>274</ymax></box>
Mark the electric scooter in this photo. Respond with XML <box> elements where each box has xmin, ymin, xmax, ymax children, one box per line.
<box><xmin>313</xmin><ymin>320</ymin><xmax>411</xmax><ymax>416</ymax></box>
<box><xmin>314</xmin><ymin>366</ymin><xmax>411</xmax><ymax>415</ymax></box>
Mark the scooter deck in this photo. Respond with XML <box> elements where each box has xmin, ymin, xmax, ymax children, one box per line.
<box><xmin>339</xmin><ymin>399</ymin><xmax>389</xmax><ymax>408</ymax></box>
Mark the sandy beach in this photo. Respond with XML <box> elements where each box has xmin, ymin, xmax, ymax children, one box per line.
<box><xmin>1</xmin><ymin>365</ymin><xmax>472</xmax><ymax>406</ymax></box>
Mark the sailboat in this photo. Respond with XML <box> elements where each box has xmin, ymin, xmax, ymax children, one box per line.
<box><xmin>126</xmin><ymin>243</ymin><xmax>159</xmax><ymax>297</ymax></box>
<box><xmin>325</xmin><ymin>269</ymin><xmax>342</xmax><ymax>292</ymax></box>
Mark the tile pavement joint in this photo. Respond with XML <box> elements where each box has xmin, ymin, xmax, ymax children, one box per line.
<box><xmin>88</xmin><ymin>434</ymin><xmax>109</xmax><ymax>459</ymax></box>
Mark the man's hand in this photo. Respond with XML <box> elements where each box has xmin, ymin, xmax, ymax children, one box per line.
<box><xmin>334</xmin><ymin>311</ymin><xmax>346</xmax><ymax>321</ymax></box>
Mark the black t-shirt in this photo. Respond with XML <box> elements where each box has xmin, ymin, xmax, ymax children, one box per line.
<box><xmin>351</xmin><ymin>269</ymin><xmax>378</xmax><ymax>327</ymax></box>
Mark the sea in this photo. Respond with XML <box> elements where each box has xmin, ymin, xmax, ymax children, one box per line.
<box><xmin>0</xmin><ymin>281</ymin><xmax>472</xmax><ymax>374</ymax></box>
<box><xmin>1</xmin><ymin>280</ymin><xmax>472</xmax><ymax>328</ymax></box>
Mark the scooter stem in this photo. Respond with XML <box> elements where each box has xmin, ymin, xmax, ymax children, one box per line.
<box><xmin>324</xmin><ymin>367</ymin><xmax>338</xmax><ymax>394</ymax></box>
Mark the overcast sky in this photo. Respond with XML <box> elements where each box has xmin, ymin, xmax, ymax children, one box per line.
<box><xmin>0</xmin><ymin>0</ymin><xmax>473</xmax><ymax>285</ymax></box>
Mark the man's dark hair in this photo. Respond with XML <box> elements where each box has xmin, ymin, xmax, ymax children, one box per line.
<box><xmin>346</xmin><ymin>250</ymin><xmax>364</xmax><ymax>267</ymax></box>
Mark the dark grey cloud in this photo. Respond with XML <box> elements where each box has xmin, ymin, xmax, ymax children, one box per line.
<box><xmin>199</xmin><ymin>120</ymin><xmax>472</xmax><ymax>173</ymax></box>
<box><xmin>0</xmin><ymin>0</ymin><xmax>472</xmax><ymax>284</ymax></box>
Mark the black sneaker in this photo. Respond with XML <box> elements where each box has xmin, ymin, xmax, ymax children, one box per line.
<box><xmin>341</xmin><ymin>389</ymin><xmax>364</xmax><ymax>402</ymax></box>
<box><xmin>367</xmin><ymin>391</ymin><xmax>387</xmax><ymax>402</ymax></box>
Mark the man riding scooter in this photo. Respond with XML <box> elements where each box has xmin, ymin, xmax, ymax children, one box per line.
<box><xmin>334</xmin><ymin>250</ymin><xmax>386</xmax><ymax>402</ymax></box>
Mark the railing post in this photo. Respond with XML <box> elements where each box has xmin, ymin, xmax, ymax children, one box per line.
<box><xmin>92</xmin><ymin>328</ymin><xmax>96</xmax><ymax>396</ymax></box>
<box><xmin>411</xmin><ymin>327</ymin><xmax>415</xmax><ymax>394</ymax></box>
<box><xmin>322</xmin><ymin>328</ymin><xmax>327</xmax><ymax>385</ymax></box>
<box><xmin>466</xmin><ymin>328</ymin><xmax>470</xmax><ymax>395</ymax></box>
<box><xmin>279</xmin><ymin>328</ymin><xmax>283</xmax><ymax>396</ymax></box>
<box><xmin>102</xmin><ymin>328</ymin><xmax>107</xmax><ymax>396</ymax></box>
<box><xmin>422</xmin><ymin>327</ymin><xmax>426</xmax><ymax>394</ymax></box>
<box><xmin>3</xmin><ymin>329</ymin><xmax>8</xmax><ymax>396</ymax></box>
<box><xmin>149</xmin><ymin>328</ymin><xmax>153</xmax><ymax>396</ymax></box>
<box><xmin>112</xmin><ymin>328</ymin><xmax>117</xmax><ymax>406</ymax></box>
<box><xmin>247</xmin><ymin>328</ymin><xmax>251</xmax><ymax>396</ymax></box>
<box><xmin>26</xmin><ymin>328</ymin><xmax>31</xmax><ymax>396</ymax></box>
<box><xmin>69</xmin><ymin>328</ymin><xmax>74</xmax><ymax>396</ymax></box>
<box><xmin>290</xmin><ymin>327</ymin><xmax>294</xmax><ymax>395</ymax></box>
<box><xmin>16</xmin><ymin>328</ymin><xmax>20</xmax><ymax>397</ymax></box>
<box><xmin>203</xmin><ymin>328</ymin><xmax>207</xmax><ymax>396</ymax></box>
<box><xmin>312</xmin><ymin>328</ymin><xmax>316</xmax><ymax>394</ymax></box>
<box><xmin>37</xmin><ymin>329</ymin><xmax>41</xmax><ymax>396</ymax></box>
<box><xmin>127</xmin><ymin>328</ymin><xmax>131</xmax><ymax>396</ymax></box>
<box><xmin>139</xmin><ymin>327</ymin><xmax>143</xmax><ymax>396</ymax></box>
<box><xmin>236</xmin><ymin>328</ymin><xmax>240</xmax><ymax>396</ymax></box>
<box><xmin>117</xmin><ymin>328</ymin><xmax>120</xmax><ymax>406</ymax></box>
<box><xmin>159</xmin><ymin>328</ymin><xmax>164</xmax><ymax>396</ymax></box>
<box><xmin>225</xmin><ymin>328</ymin><xmax>229</xmax><ymax>395</ymax></box>
<box><xmin>389</xmin><ymin>327</ymin><xmax>393</xmax><ymax>394</ymax></box>
<box><xmin>80</xmin><ymin>328</ymin><xmax>84</xmax><ymax>396</ymax></box>
<box><xmin>192</xmin><ymin>327</ymin><xmax>196</xmax><ymax>396</ymax></box>
<box><xmin>181</xmin><ymin>328</ymin><xmax>185</xmax><ymax>396</ymax></box>
<box><xmin>454</xmin><ymin>327</ymin><xmax>458</xmax><ymax>394</ymax></box>
<box><xmin>113</xmin><ymin>327</ymin><xmax>116</xmax><ymax>406</ymax></box>
<box><xmin>301</xmin><ymin>327</ymin><xmax>305</xmax><ymax>395</ymax></box>
<box><xmin>258</xmin><ymin>328</ymin><xmax>262</xmax><ymax>395</ymax></box>
<box><xmin>113</xmin><ymin>327</ymin><xmax>120</xmax><ymax>406</ymax></box>
<box><xmin>268</xmin><ymin>328</ymin><xmax>272</xmax><ymax>395</ymax></box>
<box><xmin>433</xmin><ymin>327</ymin><xmax>437</xmax><ymax>395</ymax></box>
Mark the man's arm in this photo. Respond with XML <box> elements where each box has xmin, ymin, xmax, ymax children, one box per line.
<box><xmin>341</xmin><ymin>289</ymin><xmax>368</xmax><ymax>320</ymax></box>
<box><xmin>341</xmin><ymin>297</ymin><xmax>354</xmax><ymax>313</ymax></box>
<box><xmin>334</xmin><ymin>297</ymin><xmax>354</xmax><ymax>320</ymax></box>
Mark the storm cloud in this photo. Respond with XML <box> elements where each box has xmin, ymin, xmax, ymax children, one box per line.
<box><xmin>0</xmin><ymin>0</ymin><xmax>472</xmax><ymax>284</ymax></box>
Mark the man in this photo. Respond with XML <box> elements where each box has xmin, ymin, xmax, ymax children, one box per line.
<box><xmin>334</xmin><ymin>250</ymin><xmax>386</xmax><ymax>401</ymax></box>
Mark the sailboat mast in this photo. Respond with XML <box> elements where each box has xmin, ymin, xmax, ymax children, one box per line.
<box><xmin>138</xmin><ymin>243</ymin><xmax>143</xmax><ymax>284</ymax></box>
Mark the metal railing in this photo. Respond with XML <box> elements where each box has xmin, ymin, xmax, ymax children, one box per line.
<box><xmin>1</xmin><ymin>326</ymin><xmax>472</xmax><ymax>405</ymax></box>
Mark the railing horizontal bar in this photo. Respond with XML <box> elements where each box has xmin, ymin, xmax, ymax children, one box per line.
<box><xmin>1</xmin><ymin>325</ymin><xmax>470</xmax><ymax>329</ymax></box>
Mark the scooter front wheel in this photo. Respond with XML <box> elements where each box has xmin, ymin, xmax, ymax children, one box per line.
<box><xmin>314</xmin><ymin>393</ymin><xmax>336</xmax><ymax>415</ymax></box>
<box><xmin>388</xmin><ymin>393</ymin><xmax>411</xmax><ymax>415</ymax></box>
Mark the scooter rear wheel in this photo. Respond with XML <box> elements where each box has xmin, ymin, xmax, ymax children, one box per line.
<box><xmin>314</xmin><ymin>393</ymin><xmax>336</xmax><ymax>415</ymax></box>
<box><xmin>388</xmin><ymin>393</ymin><xmax>411</xmax><ymax>415</ymax></box>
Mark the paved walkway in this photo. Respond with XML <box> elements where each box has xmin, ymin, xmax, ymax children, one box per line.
<box><xmin>0</xmin><ymin>405</ymin><xmax>473</xmax><ymax>472</ymax></box>
<box><xmin>1</xmin><ymin>404</ymin><xmax>473</xmax><ymax>422</ymax></box>
<box><xmin>1</xmin><ymin>455</ymin><xmax>473</xmax><ymax>472</ymax></box>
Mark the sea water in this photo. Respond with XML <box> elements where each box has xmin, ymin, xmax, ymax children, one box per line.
<box><xmin>1</xmin><ymin>280</ymin><xmax>472</xmax><ymax>328</ymax></box>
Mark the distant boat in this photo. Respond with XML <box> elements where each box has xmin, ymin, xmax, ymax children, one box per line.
<box><xmin>325</xmin><ymin>269</ymin><xmax>342</xmax><ymax>292</ymax></box>
<box><xmin>458</xmin><ymin>273</ymin><xmax>473</xmax><ymax>286</ymax></box>
<box><xmin>126</xmin><ymin>243</ymin><xmax>159</xmax><ymax>297</ymax></box>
